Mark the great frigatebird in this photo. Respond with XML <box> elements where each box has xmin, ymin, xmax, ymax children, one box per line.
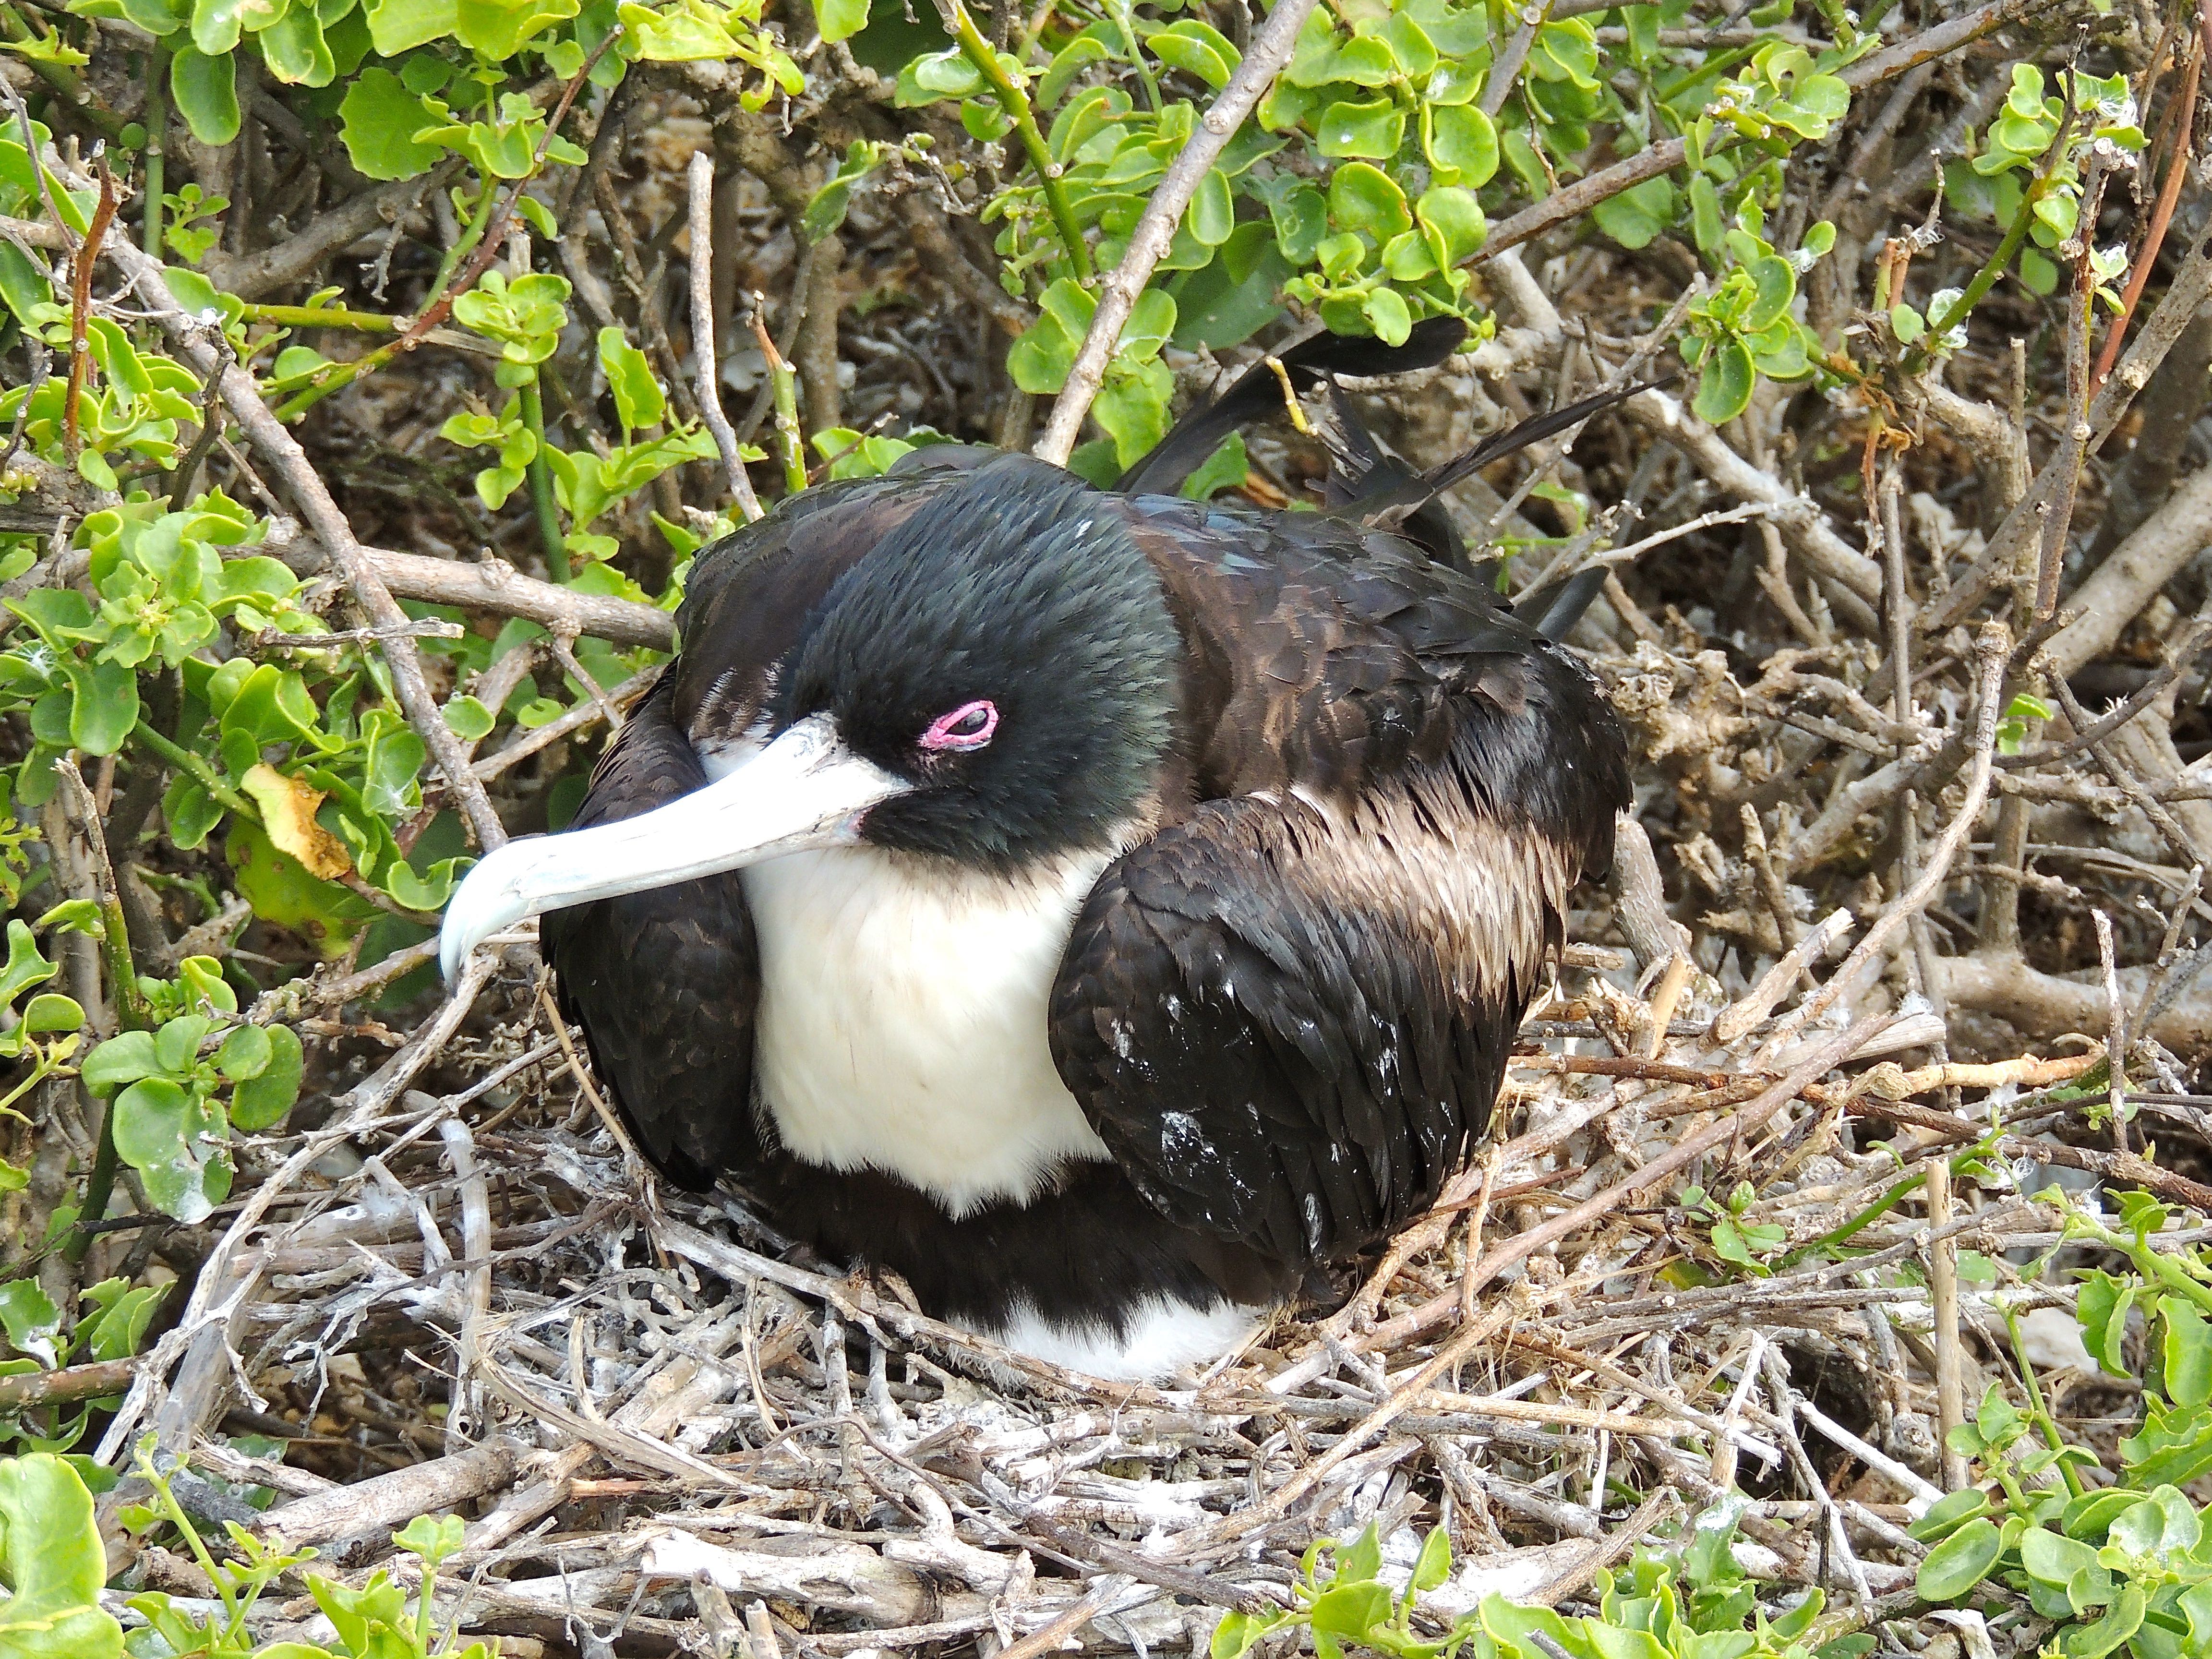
<box><xmin>441</xmin><ymin>324</ymin><xmax>1636</xmax><ymax>1380</ymax></box>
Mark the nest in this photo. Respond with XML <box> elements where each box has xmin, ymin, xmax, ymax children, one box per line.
<box><xmin>95</xmin><ymin>926</ymin><xmax>2123</xmax><ymax>1659</ymax></box>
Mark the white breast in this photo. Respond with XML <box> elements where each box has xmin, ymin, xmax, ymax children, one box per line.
<box><xmin>741</xmin><ymin>844</ymin><xmax>1117</xmax><ymax>1216</ymax></box>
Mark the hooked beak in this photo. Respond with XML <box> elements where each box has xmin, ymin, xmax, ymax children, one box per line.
<box><xmin>439</xmin><ymin>714</ymin><xmax>908</xmax><ymax>983</ymax></box>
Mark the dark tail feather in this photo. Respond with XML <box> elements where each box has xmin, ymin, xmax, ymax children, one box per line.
<box><xmin>1115</xmin><ymin>318</ymin><xmax>1468</xmax><ymax>497</ymax></box>
<box><xmin>1351</xmin><ymin>373</ymin><xmax>1678</xmax><ymax>531</ymax></box>
<box><xmin>1512</xmin><ymin>565</ymin><xmax>1611</xmax><ymax>640</ymax></box>
<box><xmin>1319</xmin><ymin>383</ymin><xmax>1466</xmax><ymax>566</ymax></box>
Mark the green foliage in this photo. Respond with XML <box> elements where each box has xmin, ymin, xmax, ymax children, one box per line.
<box><xmin>0</xmin><ymin>1275</ymin><xmax>166</xmax><ymax>1455</ymax></box>
<box><xmin>82</xmin><ymin>958</ymin><xmax>303</xmax><ymax>1222</ymax></box>
<box><xmin>1679</xmin><ymin>1181</ymin><xmax>1788</xmax><ymax>1277</ymax></box>
<box><xmin>1939</xmin><ymin>66</ymin><xmax>2143</xmax><ymax>310</ymax></box>
<box><xmin>1214</xmin><ymin>1507</ymin><xmax>1840</xmax><ymax>1659</ymax></box>
<box><xmin>1907</xmin><ymin>1192</ymin><xmax>2212</xmax><ymax>1659</ymax></box>
<box><xmin>1997</xmin><ymin>692</ymin><xmax>2054</xmax><ymax>756</ymax></box>
<box><xmin>75</xmin><ymin>0</ymin><xmax>799</xmax><ymax>146</ymax></box>
<box><xmin>879</xmin><ymin>0</ymin><xmax>1892</xmax><ymax>448</ymax></box>
<box><xmin>1678</xmin><ymin>207</ymin><xmax>1825</xmax><ymax>425</ymax></box>
<box><xmin>0</xmin><ymin>1452</ymin><xmax>120</xmax><ymax>1659</ymax></box>
<box><xmin>0</xmin><ymin>921</ymin><xmax>86</xmax><ymax>1195</ymax></box>
<box><xmin>88</xmin><ymin>1439</ymin><xmax>495</xmax><ymax>1658</ymax></box>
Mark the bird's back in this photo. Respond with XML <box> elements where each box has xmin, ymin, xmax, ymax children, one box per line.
<box><xmin>1105</xmin><ymin>490</ymin><xmax>1627</xmax><ymax>880</ymax></box>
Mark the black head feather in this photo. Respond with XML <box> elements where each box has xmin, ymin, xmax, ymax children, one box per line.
<box><xmin>777</xmin><ymin>453</ymin><xmax>1180</xmax><ymax>869</ymax></box>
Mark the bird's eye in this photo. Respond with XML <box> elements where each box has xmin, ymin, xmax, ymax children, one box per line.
<box><xmin>919</xmin><ymin>699</ymin><xmax>998</xmax><ymax>752</ymax></box>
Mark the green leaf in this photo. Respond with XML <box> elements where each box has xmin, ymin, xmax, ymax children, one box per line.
<box><xmin>1092</xmin><ymin>355</ymin><xmax>1174</xmax><ymax>468</ymax></box>
<box><xmin>0</xmin><ymin>1280</ymin><xmax>61</xmax><ymax>1366</ymax></box>
<box><xmin>453</xmin><ymin>0</ymin><xmax>576</xmax><ymax>57</ymax></box>
<box><xmin>215</xmin><ymin>1021</ymin><xmax>273</xmax><ymax>1081</ymax></box>
<box><xmin>1911</xmin><ymin>1490</ymin><xmax>1993</xmax><ymax>1544</ymax></box>
<box><xmin>1007</xmin><ymin>278</ymin><xmax>1095</xmax><ymax>395</ymax></box>
<box><xmin>0</xmin><ymin>920</ymin><xmax>58</xmax><ymax>1009</ymax></box>
<box><xmin>1424</xmin><ymin>104</ymin><xmax>1497</xmax><ymax>186</ymax></box>
<box><xmin>1747</xmin><ymin>254</ymin><xmax>1796</xmax><ymax>329</ymax></box>
<box><xmin>231</xmin><ymin>1023</ymin><xmax>303</xmax><ymax>1130</ymax></box>
<box><xmin>1178</xmin><ymin>432</ymin><xmax>1248</xmax><ymax>501</ymax></box>
<box><xmin>144</xmin><ymin>1018</ymin><xmax>202</xmax><ymax>1081</ymax></box>
<box><xmin>364</xmin><ymin>0</ymin><xmax>456</xmax><ymax>52</ymax></box>
<box><xmin>337</xmin><ymin>66</ymin><xmax>441</xmax><ymax>179</ymax></box>
<box><xmin>1416</xmin><ymin>186</ymin><xmax>1485</xmax><ymax>267</ymax></box>
<box><xmin>2077</xmin><ymin>1269</ymin><xmax>2135</xmax><ymax>1375</ymax></box>
<box><xmin>2108</xmin><ymin>1487</ymin><xmax>2201</xmax><ymax>1559</ymax></box>
<box><xmin>1688</xmin><ymin>174</ymin><xmax>1725</xmax><ymax>254</ymax></box>
<box><xmin>1410</xmin><ymin>1523</ymin><xmax>1452</xmax><ymax>1592</ymax></box>
<box><xmin>1214</xmin><ymin>1612</ymin><xmax>1265</xmax><ymax>1659</ymax></box>
<box><xmin>1363</xmin><ymin>286</ymin><xmax>1412</xmax><ymax>346</ymax></box>
<box><xmin>1329</xmin><ymin>162</ymin><xmax>1409</xmax><ymax>239</ymax></box>
<box><xmin>1591</xmin><ymin>176</ymin><xmax>1675</xmax><ymax>250</ymax></box>
<box><xmin>1889</xmin><ymin>304</ymin><xmax>1924</xmax><ymax>345</ymax></box>
<box><xmin>1185</xmin><ymin>167</ymin><xmax>1235</xmax><ymax>247</ymax></box>
<box><xmin>896</xmin><ymin>46</ymin><xmax>982</xmax><ymax>105</ymax></box>
<box><xmin>0</xmin><ymin>1454</ymin><xmax>123</xmax><ymax>1659</ymax></box>
<box><xmin>814</xmin><ymin>0</ymin><xmax>866</xmax><ymax>41</ymax></box>
<box><xmin>443</xmin><ymin>695</ymin><xmax>495</xmax><ymax>741</ymax></box>
<box><xmin>188</xmin><ymin>0</ymin><xmax>251</xmax><ymax>54</ymax></box>
<box><xmin>77</xmin><ymin>1279</ymin><xmax>164</xmax><ymax>1363</ymax></box>
<box><xmin>2166</xmin><ymin>1298</ymin><xmax>2212</xmax><ymax>1407</ymax></box>
<box><xmin>1334</xmin><ymin>1524</ymin><xmax>1383</xmax><ymax>1585</ymax></box>
<box><xmin>82</xmin><ymin>1031</ymin><xmax>158</xmax><ymax>1098</ymax></box>
<box><xmin>2120</xmin><ymin>1397</ymin><xmax>2212</xmax><ymax>1488</ymax></box>
<box><xmin>111</xmin><ymin>1076</ymin><xmax>232</xmax><ymax>1223</ymax></box>
<box><xmin>1148</xmin><ymin>18</ymin><xmax>1238</xmax><ymax>88</ymax></box>
<box><xmin>163</xmin><ymin>778</ymin><xmax>225</xmax><ymax>852</ymax></box>
<box><xmin>21</xmin><ymin>995</ymin><xmax>83</xmax><ymax>1034</ymax></box>
<box><xmin>2020</xmin><ymin>1524</ymin><xmax>2098</xmax><ymax>1588</ymax></box>
<box><xmin>1309</xmin><ymin>1582</ymin><xmax>1393</xmax><ymax>1659</ymax></box>
<box><xmin>597</xmin><ymin>326</ymin><xmax>666</xmax><ymax>431</ymax></box>
<box><xmin>1693</xmin><ymin>336</ymin><xmax>1756</xmax><ymax>424</ymax></box>
<box><xmin>1315</xmin><ymin>98</ymin><xmax>1404</xmax><ymax>160</ymax></box>
<box><xmin>1917</xmin><ymin>1516</ymin><xmax>2002</xmax><ymax>1602</ymax></box>
<box><xmin>1118</xmin><ymin>288</ymin><xmax>1178</xmax><ymax>360</ymax></box>
<box><xmin>1265</xmin><ymin>181</ymin><xmax>1327</xmax><ymax>264</ymax></box>
<box><xmin>65</xmin><ymin>660</ymin><xmax>137</xmax><ymax>757</ymax></box>
<box><xmin>2062</xmin><ymin>1488</ymin><xmax>2143</xmax><ymax>1543</ymax></box>
<box><xmin>118</xmin><ymin>0</ymin><xmax>191</xmax><ymax>32</ymax></box>
<box><xmin>2065</xmin><ymin>1582</ymin><xmax>2147</xmax><ymax>1659</ymax></box>
<box><xmin>395</xmin><ymin>1513</ymin><xmax>467</xmax><ymax>1566</ymax></box>
<box><xmin>170</xmin><ymin>45</ymin><xmax>240</xmax><ymax>145</ymax></box>
<box><xmin>258</xmin><ymin>2</ymin><xmax>334</xmax><ymax>83</ymax></box>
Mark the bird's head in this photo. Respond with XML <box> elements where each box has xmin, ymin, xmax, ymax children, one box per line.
<box><xmin>439</xmin><ymin>454</ymin><xmax>1180</xmax><ymax>979</ymax></box>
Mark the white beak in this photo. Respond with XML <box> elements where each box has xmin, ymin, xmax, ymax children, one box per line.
<box><xmin>438</xmin><ymin>714</ymin><xmax>907</xmax><ymax>982</ymax></box>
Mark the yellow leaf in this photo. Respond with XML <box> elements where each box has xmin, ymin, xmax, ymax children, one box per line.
<box><xmin>239</xmin><ymin>764</ymin><xmax>353</xmax><ymax>882</ymax></box>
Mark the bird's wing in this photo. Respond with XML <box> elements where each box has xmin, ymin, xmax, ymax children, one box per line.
<box><xmin>1112</xmin><ymin>493</ymin><xmax>1625</xmax><ymax>815</ymax></box>
<box><xmin>1048</xmin><ymin>742</ymin><xmax>1576</xmax><ymax>1266</ymax></box>
<box><xmin>542</xmin><ymin>672</ymin><xmax>762</xmax><ymax>1189</ymax></box>
<box><xmin>546</xmin><ymin>470</ymin><xmax>967</xmax><ymax>1188</ymax></box>
<box><xmin>1050</xmin><ymin>501</ymin><xmax>1628</xmax><ymax>1264</ymax></box>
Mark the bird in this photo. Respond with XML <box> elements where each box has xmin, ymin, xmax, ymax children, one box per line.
<box><xmin>440</xmin><ymin>326</ymin><xmax>1636</xmax><ymax>1382</ymax></box>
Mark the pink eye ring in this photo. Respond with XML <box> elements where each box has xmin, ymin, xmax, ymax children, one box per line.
<box><xmin>920</xmin><ymin>699</ymin><xmax>998</xmax><ymax>752</ymax></box>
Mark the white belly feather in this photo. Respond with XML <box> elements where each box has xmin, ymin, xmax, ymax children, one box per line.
<box><xmin>741</xmin><ymin>843</ymin><xmax>1117</xmax><ymax>1216</ymax></box>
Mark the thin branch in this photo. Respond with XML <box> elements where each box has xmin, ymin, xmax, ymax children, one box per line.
<box><xmin>1779</xmin><ymin>621</ymin><xmax>2010</xmax><ymax>1035</ymax></box>
<box><xmin>264</xmin><ymin>528</ymin><xmax>676</xmax><ymax>651</ymax></box>
<box><xmin>2091</xmin><ymin>35</ymin><xmax>2199</xmax><ymax>393</ymax></box>
<box><xmin>687</xmin><ymin>152</ymin><xmax>763</xmax><ymax>524</ymax></box>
